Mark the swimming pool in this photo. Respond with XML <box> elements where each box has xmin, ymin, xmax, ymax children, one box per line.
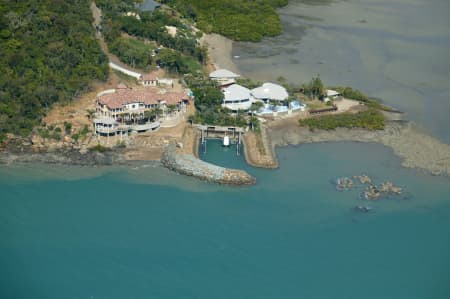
<box><xmin>256</xmin><ymin>100</ymin><xmax>306</xmax><ymax>115</ymax></box>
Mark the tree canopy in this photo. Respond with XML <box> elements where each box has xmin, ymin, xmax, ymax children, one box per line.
<box><xmin>0</xmin><ymin>0</ymin><xmax>108</xmax><ymax>138</ymax></box>
<box><xmin>161</xmin><ymin>0</ymin><xmax>288</xmax><ymax>41</ymax></box>
<box><xmin>97</xmin><ymin>0</ymin><xmax>206</xmax><ymax>74</ymax></box>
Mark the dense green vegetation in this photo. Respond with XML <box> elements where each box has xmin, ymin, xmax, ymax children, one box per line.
<box><xmin>0</xmin><ymin>0</ymin><xmax>109</xmax><ymax>139</ymax></box>
<box><xmin>299</xmin><ymin>109</ymin><xmax>385</xmax><ymax>131</ymax></box>
<box><xmin>109</xmin><ymin>37</ymin><xmax>154</xmax><ymax>70</ymax></box>
<box><xmin>302</xmin><ymin>75</ymin><xmax>325</xmax><ymax>100</ymax></box>
<box><xmin>161</xmin><ymin>0</ymin><xmax>288</xmax><ymax>41</ymax></box>
<box><xmin>334</xmin><ymin>86</ymin><xmax>369</xmax><ymax>102</ymax></box>
<box><xmin>156</xmin><ymin>48</ymin><xmax>202</xmax><ymax>74</ymax></box>
<box><xmin>186</xmin><ymin>77</ymin><xmax>247</xmax><ymax>127</ymax></box>
<box><xmin>97</xmin><ymin>0</ymin><xmax>206</xmax><ymax>73</ymax></box>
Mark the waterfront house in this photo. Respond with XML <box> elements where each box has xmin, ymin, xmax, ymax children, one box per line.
<box><xmin>222</xmin><ymin>84</ymin><xmax>254</xmax><ymax>111</ymax></box>
<box><xmin>251</xmin><ymin>82</ymin><xmax>288</xmax><ymax>103</ymax></box>
<box><xmin>209</xmin><ymin>69</ymin><xmax>240</xmax><ymax>87</ymax></box>
<box><xmin>94</xmin><ymin>85</ymin><xmax>189</xmax><ymax>136</ymax></box>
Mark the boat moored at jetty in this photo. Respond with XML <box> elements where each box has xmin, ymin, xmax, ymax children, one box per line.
<box><xmin>223</xmin><ymin>135</ymin><xmax>230</xmax><ymax>147</ymax></box>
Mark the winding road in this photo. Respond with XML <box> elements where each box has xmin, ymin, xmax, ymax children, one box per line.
<box><xmin>90</xmin><ymin>2</ymin><xmax>142</xmax><ymax>79</ymax></box>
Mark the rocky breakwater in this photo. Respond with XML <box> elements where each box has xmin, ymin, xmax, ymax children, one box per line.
<box><xmin>243</xmin><ymin>127</ymin><xmax>278</xmax><ymax>169</ymax></box>
<box><xmin>161</xmin><ymin>142</ymin><xmax>256</xmax><ymax>185</ymax></box>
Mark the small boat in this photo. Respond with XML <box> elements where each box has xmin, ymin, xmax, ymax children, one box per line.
<box><xmin>353</xmin><ymin>206</ymin><xmax>372</xmax><ymax>213</ymax></box>
<box><xmin>223</xmin><ymin>135</ymin><xmax>230</xmax><ymax>147</ymax></box>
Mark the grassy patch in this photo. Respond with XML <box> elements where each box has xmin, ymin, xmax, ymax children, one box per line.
<box><xmin>299</xmin><ymin>109</ymin><xmax>385</xmax><ymax>131</ymax></box>
<box><xmin>303</xmin><ymin>99</ymin><xmax>329</xmax><ymax>111</ymax></box>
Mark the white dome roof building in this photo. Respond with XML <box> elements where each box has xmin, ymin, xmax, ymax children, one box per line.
<box><xmin>222</xmin><ymin>84</ymin><xmax>253</xmax><ymax>111</ymax></box>
<box><xmin>251</xmin><ymin>82</ymin><xmax>289</xmax><ymax>102</ymax></box>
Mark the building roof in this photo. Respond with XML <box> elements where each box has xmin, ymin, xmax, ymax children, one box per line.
<box><xmin>138</xmin><ymin>0</ymin><xmax>160</xmax><ymax>12</ymax></box>
<box><xmin>141</xmin><ymin>73</ymin><xmax>158</xmax><ymax>81</ymax></box>
<box><xmin>327</xmin><ymin>89</ymin><xmax>340</xmax><ymax>97</ymax></box>
<box><xmin>251</xmin><ymin>83</ymin><xmax>288</xmax><ymax>101</ymax></box>
<box><xmin>97</xmin><ymin>88</ymin><xmax>188</xmax><ymax>109</ymax></box>
<box><xmin>116</xmin><ymin>83</ymin><xmax>128</xmax><ymax>89</ymax></box>
<box><xmin>209</xmin><ymin>69</ymin><xmax>240</xmax><ymax>79</ymax></box>
<box><xmin>223</xmin><ymin>84</ymin><xmax>251</xmax><ymax>102</ymax></box>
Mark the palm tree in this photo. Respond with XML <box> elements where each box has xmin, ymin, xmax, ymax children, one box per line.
<box><xmin>166</xmin><ymin>104</ymin><xmax>177</xmax><ymax>115</ymax></box>
<box><xmin>250</xmin><ymin>101</ymin><xmax>264</xmax><ymax>116</ymax></box>
<box><xmin>145</xmin><ymin>108</ymin><xmax>163</xmax><ymax>122</ymax></box>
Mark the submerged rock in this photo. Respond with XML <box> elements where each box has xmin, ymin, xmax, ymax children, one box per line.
<box><xmin>336</xmin><ymin>177</ymin><xmax>354</xmax><ymax>190</ymax></box>
<box><xmin>353</xmin><ymin>174</ymin><xmax>372</xmax><ymax>184</ymax></box>
<box><xmin>379</xmin><ymin>181</ymin><xmax>402</xmax><ymax>194</ymax></box>
<box><xmin>364</xmin><ymin>184</ymin><xmax>381</xmax><ymax>200</ymax></box>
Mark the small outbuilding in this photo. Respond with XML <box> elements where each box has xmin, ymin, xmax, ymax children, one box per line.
<box><xmin>140</xmin><ymin>73</ymin><xmax>159</xmax><ymax>87</ymax></box>
<box><xmin>209</xmin><ymin>69</ymin><xmax>240</xmax><ymax>87</ymax></box>
<box><xmin>323</xmin><ymin>89</ymin><xmax>341</xmax><ymax>102</ymax></box>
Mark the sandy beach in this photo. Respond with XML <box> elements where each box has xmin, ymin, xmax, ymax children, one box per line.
<box><xmin>201</xmin><ymin>34</ymin><xmax>240</xmax><ymax>74</ymax></box>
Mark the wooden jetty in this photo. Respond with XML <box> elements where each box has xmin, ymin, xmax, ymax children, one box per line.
<box><xmin>196</xmin><ymin>125</ymin><xmax>245</xmax><ymax>155</ymax></box>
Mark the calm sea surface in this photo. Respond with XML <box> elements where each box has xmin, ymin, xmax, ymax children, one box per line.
<box><xmin>2</xmin><ymin>0</ymin><xmax>450</xmax><ymax>298</ymax></box>
<box><xmin>233</xmin><ymin>0</ymin><xmax>450</xmax><ymax>143</ymax></box>
<box><xmin>1</xmin><ymin>141</ymin><xmax>450</xmax><ymax>299</ymax></box>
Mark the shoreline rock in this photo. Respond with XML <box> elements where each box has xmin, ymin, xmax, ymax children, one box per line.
<box><xmin>0</xmin><ymin>148</ymin><xmax>127</xmax><ymax>167</ymax></box>
<box><xmin>267</xmin><ymin>120</ymin><xmax>450</xmax><ymax>177</ymax></box>
<box><xmin>161</xmin><ymin>142</ymin><xmax>256</xmax><ymax>185</ymax></box>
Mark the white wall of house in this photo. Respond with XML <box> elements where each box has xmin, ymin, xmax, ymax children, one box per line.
<box><xmin>123</xmin><ymin>102</ymin><xmax>144</xmax><ymax>110</ymax></box>
<box><xmin>142</xmin><ymin>80</ymin><xmax>158</xmax><ymax>87</ymax></box>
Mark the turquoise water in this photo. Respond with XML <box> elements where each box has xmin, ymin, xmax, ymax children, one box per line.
<box><xmin>2</xmin><ymin>0</ymin><xmax>450</xmax><ymax>297</ymax></box>
<box><xmin>1</xmin><ymin>142</ymin><xmax>450</xmax><ymax>299</ymax></box>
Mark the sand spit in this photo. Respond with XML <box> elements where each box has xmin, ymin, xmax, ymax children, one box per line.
<box><xmin>201</xmin><ymin>34</ymin><xmax>240</xmax><ymax>74</ymax></box>
<box><xmin>267</xmin><ymin>118</ymin><xmax>450</xmax><ymax>176</ymax></box>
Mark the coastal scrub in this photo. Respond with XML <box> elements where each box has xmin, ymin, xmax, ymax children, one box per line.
<box><xmin>0</xmin><ymin>0</ymin><xmax>109</xmax><ymax>138</ymax></box>
<box><xmin>162</xmin><ymin>0</ymin><xmax>288</xmax><ymax>41</ymax></box>
<box><xmin>299</xmin><ymin>109</ymin><xmax>385</xmax><ymax>131</ymax></box>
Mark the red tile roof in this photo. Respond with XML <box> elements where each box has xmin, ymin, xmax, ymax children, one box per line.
<box><xmin>116</xmin><ymin>83</ymin><xmax>128</xmax><ymax>89</ymax></box>
<box><xmin>141</xmin><ymin>73</ymin><xmax>158</xmax><ymax>81</ymax></box>
<box><xmin>97</xmin><ymin>88</ymin><xmax>188</xmax><ymax>109</ymax></box>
